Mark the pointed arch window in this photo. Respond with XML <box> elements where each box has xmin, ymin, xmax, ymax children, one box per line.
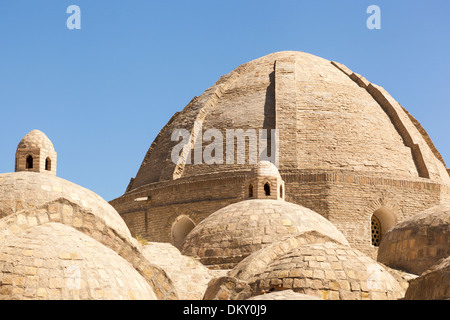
<box><xmin>264</xmin><ymin>183</ymin><xmax>271</xmax><ymax>196</ymax></box>
<box><xmin>26</xmin><ymin>155</ymin><xmax>33</xmax><ymax>169</ymax></box>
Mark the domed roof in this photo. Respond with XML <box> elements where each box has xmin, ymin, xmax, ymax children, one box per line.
<box><xmin>0</xmin><ymin>172</ymin><xmax>133</xmax><ymax>246</ymax></box>
<box><xmin>16</xmin><ymin>130</ymin><xmax>55</xmax><ymax>152</ymax></box>
<box><xmin>180</xmin><ymin>199</ymin><xmax>349</xmax><ymax>269</ymax></box>
<box><xmin>404</xmin><ymin>256</ymin><xmax>450</xmax><ymax>300</ymax></box>
<box><xmin>130</xmin><ymin>51</ymin><xmax>449</xmax><ymax>190</ymax></box>
<box><xmin>243</xmin><ymin>242</ymin><xmax>404</xmax><ymax>300</ymax></box>
<box><xmin>377</xmin><ymin>203</ymin><xmax>450</xmax><ymax>275</ymax></box>
<box><xmin>251</xmin><ymin>161</ymin><xmax>280</xmax><ymax>178</ymax></box>
<box><xmin>0</xmin><ymin>223</ymin><xmax>156</xmax><ymax>300</ymax></box>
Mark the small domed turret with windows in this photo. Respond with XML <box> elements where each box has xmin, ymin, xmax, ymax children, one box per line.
<box><xmin>247</xmin><ymin>161</ymin><xmax>285</xmax><ymax>200</ymax></box>
<box><xmin>15</xmin><ymin>129</ymin><xmax>57</xmax><ymax>175</ymax></box>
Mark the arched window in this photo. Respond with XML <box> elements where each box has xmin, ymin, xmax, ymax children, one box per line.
<box><xmin>172</xmin><ymin>216</ymin><xmax>195</xmax><ymax>248</ymax></box>
<box><xmin>45</xmin><ymin>157</ymin><xmax>51</xmax><ymax>171</ymax></box>
<box><xmin>371</xmin><ymin>215</ymin><xmax>382</xmax><ymax>247</ymax></box>
<box><xmin>26</xmin><ymin>155</ymin><xmax>33</xmax><ymax>169</ymax></box>
<box><xmin>371</xmin><ymin>206</ymin><xmax>396</xmax><ymax>247</ymax></box>
<box><xmin>249</xmin><ymin>184</ymin><xmax>254</xmax><ymax>198</ymax></box>
<box><xmin>264</xmin><ymin>183</ymin><xmax>271</xmax><ymax>196</ymax></box>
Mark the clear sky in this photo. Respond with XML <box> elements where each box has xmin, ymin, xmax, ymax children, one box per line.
<box><xmin>0</xmin><ymin>0</ymin><xmax>449</xmax><ymax>201</ymax></box>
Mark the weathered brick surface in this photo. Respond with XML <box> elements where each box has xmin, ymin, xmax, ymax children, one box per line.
<box><xmin>404</xmin><ymin>256</ymin><xmax>450</xmax><ymax>300</ymax></box>
<box><xmin>180</xmin><ymin>199</ymin><xmax>349</xmax><ymax>269</ymax></box>
<box><xmin>221</xmin><ymin>242</ymin><xmax>404</xmax><ymax>300</ymax></box>
<box><xmin>0</xmin><ymin>223</ymin><xmax>156</xmax><ymax>300</ymax></box>
<box><xmin>0</xmin><ymin>198</ymin><xmax>179</xmax><ymax>300</ymax></box>
<box><xmin>111</xmin><ymin>51</ymin><xmax>450</xmax><ymax>255</ymax></box>
<box><xmin>15</xmin><ymin>130</ymin><xmax>57</xmax><ymax>175</ymax></box>
<box><xmin>377</xmin><ymin>204</ymin><xmax>450</xmax><ymax>275</ymax></box>
<box><xmin>250</xmin><ymin>242</ymin><xmax>404</xmax><ymax>300</ymax></box>
<box><xmin>142</xmin><ymin>242</ymin><xmax>226</xmax><ymax>300</ymax></box>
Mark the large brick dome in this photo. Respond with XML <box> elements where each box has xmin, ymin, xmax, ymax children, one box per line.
<box><xmin>130</xmin><ymin>51</ymin><xmax>449</xmax><ymax>189</ymax></box>
<box><xmin>111</xmin><ymin>50</ymin><xmax>450</xmax><ymax>257</ymax></box>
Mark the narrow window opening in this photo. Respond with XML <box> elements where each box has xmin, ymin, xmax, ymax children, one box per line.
<box><xmin>264</xmin><ymin>183</ymin><xmax>271</xmax><ymax>196</ymax></box>
<box><xmin>249</xmin><ymin>184</ymin><xmax>254</xmax><ymax>198</ymax></box>
<box><xmin>280</xmin><ymin>185</ymin><xmax>283</xmax><ymax>199</ymax></box>
<box><xmin>26</xmin><ymin>155</ymin><xmax>33</xmax><ymax>169</ymax></box>
<box><xmin>371</xmin><ymin>215</ymin><xmax>382</xmax><ymax>247</ymax></box>
<box><xmin>45</xmin><ymin>157</ymin><xmax>51</xmax><ymax>171</ymax></box>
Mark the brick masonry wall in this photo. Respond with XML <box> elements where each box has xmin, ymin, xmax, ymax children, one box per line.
<box><xmin>111</xmin><ymin>170</ymin><xmax>447</xmax><ymax>255</ymax></box>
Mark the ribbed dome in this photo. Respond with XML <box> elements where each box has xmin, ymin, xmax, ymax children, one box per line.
<box><xmin>180</xmin><ymin>199</ymin><xmax>349</xmax><ymax>269</ymax></box>
<box><xmin>16</xmin><ymin>130</ymin><xmax>55</xmax><ymax>152</ymax></box>
<box><xmin>130</xmin><ymin>51</ymin><xmax>449</xmax><ymax>190</ymax></box>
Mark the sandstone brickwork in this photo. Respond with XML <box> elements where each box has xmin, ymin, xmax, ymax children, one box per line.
<box><xmin>0</xmin><ymin>131</ymin><xmax>179</xmax><ymax>300</ymax></box>
<box><xmin>0</xmin><ymin>223</ymin><xmax>156</xmax><ymax>300</ymax></box>
<box><xmin>203</xmin><ymin>240</ymin><xmax>404</xmax><ymax>300</ymax></box>
<box><xmin>2</xmin><ymin>50</ymin><xmax>450</xmax><ymax>300</ymax></box>
<box><xmin>377</xmin><ymin>204</ymin><xmax>449</xmax><ymax>275</ymax></box>
<box><xmin>404</xmin><ymin>256</ymin><xmax>450</xmax><ymax>300</ymax></box>
<box><xmin>111</xmin><ymin>51</ymin><xmax>450</xmax><ymax>257</ymax></box>
<box><xmin>141</xmin><ymin>242</ymin><xmax>226</xmax><ymax>300</ymax></box>
<box><xmin>180</xmin><ymin>199</ymin><xmax>349</xmax><ymax>269</ymax></box>
<box><xmin>15</xmin><ymin>130</ymin><xmax>57</xmax><ymax>175</ymax></box>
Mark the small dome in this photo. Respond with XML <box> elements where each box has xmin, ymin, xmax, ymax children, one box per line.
<box><xmin>251</xmin><ymin>161</ymin><xmax>281</xmax><ymax>178</ymax></box>
<box><xmin>16</xmin><ymin>130</ymin><xmax>55</xmax><ymax>152</ymax></box>
<box><xmin>246</xmin><ymin>242</ymin><xmax>404</xmax><ymax>300</ymax></box>
<box><xmin>377</xmin><ymin>204</ymin><xmax>450</xmax><ymax>275</ymax></box>
<box><xmin>0</xmin><ymin>172</ymin><xmax>134</xmax><ymax>248</ymax></box>
<box><xmin>180</xmin><ymin>199</ymin><xmax>349</xmax><ymax>269</ymax></box>
<box><xmin>0</xmin><ymin>223</ymin><xmax>156</xmax><ymax>300</ymax></box>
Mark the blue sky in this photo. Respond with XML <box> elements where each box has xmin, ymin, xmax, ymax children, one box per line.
<box><xmin>0</xmin><ymin>0</ymin><xmax>449</xmax><ymax>201</ymax></box>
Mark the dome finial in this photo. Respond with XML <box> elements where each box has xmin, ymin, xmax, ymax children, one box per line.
<box><xmin>247</xmin><ymin>161</ymin><xmax>284</xmax><ymax>200</ymax></box>
<box><xmin>15</xmin><ymin>129</ymin><xmax>57</xmax><ymax>175</ymax></box>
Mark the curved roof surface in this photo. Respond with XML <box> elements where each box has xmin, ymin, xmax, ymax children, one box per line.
<box><xmin>16</xmin><ymin>129</ymin><xmax>55</xmax><ymax>152</ymax></box>
<box><xmin>0</xmin><ymin>223</ymin><xmax>156</xmax><ymax>300</ymax></box>
<box><xmin>0</xmin><ymin>172</ymin><xmax>133</xmax><ymax>245</ymax></box>
<box><xmin>246</xmin><ymin>242</ymin><xmax>404</xmax><ymax>300</ymax></box>
<box><xmin>130</xmin><ymin>51</ymin><xmax>449</xmax><ymax>190</ymax></box>
<box><xmin>180</xmin><ymin>199</ymin><xmax>349</xmax><ymax>269</ymax></box>
<box><xmin>251</xmin><ymin>161</ymin><xmax>281</xmax><ymax>178</ymax></box>
<box><xmin>377</xmin><ymin>203</ymin><xmax>450</xmax><ymax>275</ymax></box>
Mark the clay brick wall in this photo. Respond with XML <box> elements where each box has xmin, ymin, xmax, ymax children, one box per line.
<box><xmin>111</xmin><ymin>173</ymin><xmax>247</xmax><ymax>242</ymax></box>
<box><xmin>112</xmin><ymin>170</ymin><xmax>446</xmax><ymax>255</ymax></box>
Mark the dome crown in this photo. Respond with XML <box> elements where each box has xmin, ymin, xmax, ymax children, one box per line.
<box><xmin>17</xmin><ymin>129</ymin><xmax>55</xmax><ymax>151</ymax></box>
<box><xmin>251</xmin><ymin>161</ymin><xmax>281</xmax><ymax>178</ymax></box>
